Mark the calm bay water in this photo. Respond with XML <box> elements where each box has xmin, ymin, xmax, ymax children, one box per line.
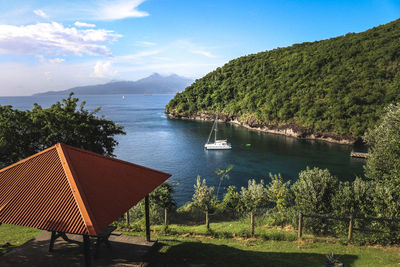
<box><xmin>0</xmin><ymin>94</ymin><xmax>365</xmax><ymax>205</ymax></box>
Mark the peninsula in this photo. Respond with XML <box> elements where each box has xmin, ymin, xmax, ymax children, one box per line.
<box><xmin>165</xmin><ymin>19</ymin><xmax>400</xmax><ymax>144</ymax></box>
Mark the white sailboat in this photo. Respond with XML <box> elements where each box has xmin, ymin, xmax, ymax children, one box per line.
<box><xmin>204</xmin><ymin>114</ymin><xmax>232</xmax><ymax>150</ymax></box>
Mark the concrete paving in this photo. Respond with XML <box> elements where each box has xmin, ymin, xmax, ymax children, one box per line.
<box><xmin>0</xmin><ymin>231</ymin><xmax>156</xmax><ymax>267</ymax></box>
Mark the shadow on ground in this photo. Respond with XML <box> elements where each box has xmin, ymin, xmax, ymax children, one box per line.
<box><xmin>0</xmin><ymin>231</ymin><xmax>155</xmax><ymax>267</ymax></box>
<box><xmin>148</xmin><ymin>240</ymin><xmax>358</xmax><ymax>267</ymax></box>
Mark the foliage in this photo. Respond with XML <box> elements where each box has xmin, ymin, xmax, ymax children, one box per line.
<box><xmin>265</xmin><ymin>173</ymin><xmax>294</xmax><ymax>226</ymax></box>
<box><xmin>192</xmin><ymin>175</ymin><xmax>218</xmax><ymax>229</ymax></box>
<box><xmin>331</xmin><ymin>177</ymin><xmax>374</xmax><ymax>218</ymax></box>
<box><xmin>151</xmin><ymin>182</ymin><xmax>177</xmax><ymax>230</ymax></box>
<box><xmin>292</xmin><ymin>167</ymin><xmax>338</xmax><ymax>235</ymax></box>
<box><xmin>364</xmin><ymin>103</ymin><xmax>400</xmax><ymax>187</ymax></box>
<box><xmin>239</xmin><ymin>179</ymin><xmax>268</xmax><ymax>212</ymax></box>
<box><xmin>220</xmin><ymin>185</ymin><xmax>241</xmax><ymax>217</ymax></box>
<box><xmin>0</xmin><ymin>93</ymin><xmax>125</xmax><ymax>168</ymax></box>
<box><xmin>166</xmin><ymin>19</ymin><xmax>400</xmax><ymax>139</ymax></box>
<box><xmin>240</xmin><ymin>179</ymin><xmax>269</xmax><ymax>236</ymax></box>
<box><xmin>151</xmin><ymin>182</ymin><xmax>177</xmax><ymax>211</ymax></box>
<box><xmin>215</xmin><ymin>165</ymin><xmax>234</xmax><ymax>199</ymax></box>
<box><xmin>192</xmin><ymin>176</ymin><xmax>217</xmax><ymax>212</ymax></box>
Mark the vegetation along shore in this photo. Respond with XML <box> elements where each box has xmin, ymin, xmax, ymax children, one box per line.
<box><xmin>166</xmin><ymin>19</ymin><xmax>400</xmax><ymax>145</ymax></box>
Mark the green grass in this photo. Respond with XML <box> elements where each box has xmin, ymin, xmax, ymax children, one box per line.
<box><xmin>0</xmin><ymin>224</ymin><xmax>42</xmax><ymax>255</ymax></box>
<box><xmin>1</xmin><ymin>221</ymin><xmax>400</xmax><ymax>266</ymax></box>
<box><xmin>122</xmin><ymin>221</ymin><xmax>400</xmax><ymax>267</ymax></box>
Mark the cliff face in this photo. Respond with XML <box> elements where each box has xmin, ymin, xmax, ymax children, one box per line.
<box><xmin>167</xmin><ymin>111</ymin><xmax>356</xmax><ymax>145</ymax></box>
<box><xmin>165</xmin><ymin>19</ymin><xmax>400</xmax><ymax>143</ymax></box>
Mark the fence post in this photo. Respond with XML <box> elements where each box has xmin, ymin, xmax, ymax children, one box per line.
<box><xmin>348</xmin><ymin>213</ymin><xmax>354</xmax><ymax>241</ymax></box>
<box><xmin>145</xmin><ymin>195</ymin><xmax>151</xmax><ymax>242</ymax></box>
<box><xmin>298</xmin><ymin>212</ymin><xmax>303</xmax><ymax>239</ymax></box>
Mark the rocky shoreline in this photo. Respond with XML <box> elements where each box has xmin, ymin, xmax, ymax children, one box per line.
<box><xmin>166</xmin><ymin>111</ymin><xmax>357</xmax><ymax>145</ymax></box>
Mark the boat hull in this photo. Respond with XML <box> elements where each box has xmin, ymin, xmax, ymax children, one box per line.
<box><xmin>204</xmin><ymin>144</ymin><xmax>232</xmax><ymax>150</ymax></box>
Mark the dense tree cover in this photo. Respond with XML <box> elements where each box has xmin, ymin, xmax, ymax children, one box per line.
<box><xmin>166</xmin><ymin>19</ymin><xmax>400</xmax><ymax>139</ymax></box>
<box><xmin>0</xmin><ymin>93</ymin><xmax>125</xmax><ymax>168</ymax></box>
<box><xmin>364</xmin><ymin>103</ymin><xmax>400</xmax><ymax>186</ymax></box>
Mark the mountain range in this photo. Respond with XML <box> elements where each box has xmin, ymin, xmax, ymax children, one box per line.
<box><xmin>34</xmin><ymin>73</ymin><xmax>193</xmax><ymax>96</ymax></box>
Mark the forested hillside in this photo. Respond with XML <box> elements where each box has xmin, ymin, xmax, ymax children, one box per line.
<box><xmin>166</xmin><ymin>19</ymin><xmax>400</xmax><ymax>142</ymax></box>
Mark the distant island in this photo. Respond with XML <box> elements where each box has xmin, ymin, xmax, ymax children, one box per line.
<box><xmin>166</xmin><ymin>19</ymin><xmax>400</xmax><ymax>144</ymax></box>
<box><xmin>34</xmin><ymin>73</ymin><xmax>193</xmax><ymax>96</ymax></box>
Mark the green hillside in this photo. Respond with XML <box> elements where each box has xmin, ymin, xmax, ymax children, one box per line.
<box><xmin>166</xmin><ymin>19</ymin><xmax>400</xmax><ymax>142</ymax></box>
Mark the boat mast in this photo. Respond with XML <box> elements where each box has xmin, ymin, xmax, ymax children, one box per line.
<box><xmin>215</xmin><ymin>113</ymin><xmax>218</xmax><ymax>142</ymax></box>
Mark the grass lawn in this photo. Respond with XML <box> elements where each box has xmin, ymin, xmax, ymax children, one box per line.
<box><xmin>1</xmin><ymin>221</ymin><xmax>400</xmax><ymax>266</ymax></box>
<box><xmin>122</xmin><ymin>221</ymin><xmax>400</xmax><ymax>267</ymax></box>
<box><xmin>0</xmin><ymin>224</ymin><xmax>42</xmax><ymax>255</ymax></box>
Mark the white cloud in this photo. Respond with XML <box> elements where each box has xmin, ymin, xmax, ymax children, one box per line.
<box><xmin>92</xmin><ymin>60</ymin><xmax>117</xmax><ymax>78</ymax></box>
<box><xmin>74</xmin><ymin>21</ymin><xmax>96</xmax><ymax>28</ymax></box>
<box><xmin>44</xmin><ymin>71</ymin><xmax>52</xmax><ymax>80</ymax></box>
<box><xmin>115</xmin><ymin>50</ymin><xmax>161</xmax><ymax>61</ymax></box>
<box><xmin>190</xmin><ymin>50</ymin><xmax>216</xmax><ymax>58</ymax></box>
<box><xmin>0</xmin><ymin>22</ymin><xmax>122</xmax><ymax>56</ymax></box>
<box><xmin>96</xmin><ymin>0</ymin><xmax>149</xmax><ymax>20</ymax></box>
<box><xmin>135</xmin><ymin>41</ymin><xmax>156</xmax><ymax>47</ymax></box>
<box><xmin>49</xmin><ymin>58</ymin><xmax>65</xmax><ymax>64</ymax></box>
<box><xmin>33</xmin><ymin>9</ymin><xmax>48</xmax><ymax>19</ymax></box>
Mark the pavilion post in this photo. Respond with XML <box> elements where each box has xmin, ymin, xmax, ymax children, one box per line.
<box><xmin>83</xmin><ymin>234</ymin><xmax>91</xmax><ymax>267</ymax></box>
<box><xmin>49</xmin><ymin>231</ymin><xmax>56</xmax><ymax>252</ymax></box>
<box><xmin>145</xmin><ymin>195</ymin><xmax>150</xmax><ymax>242</ymax></box>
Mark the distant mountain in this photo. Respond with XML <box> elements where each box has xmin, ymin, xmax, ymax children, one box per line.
<box><xmin>34</xmin><ymin>73</ymin><xmax>193</xmax><ymax>96</ymax></box>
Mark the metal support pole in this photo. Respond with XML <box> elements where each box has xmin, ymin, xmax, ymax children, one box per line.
<box><xmin>83</xmin><ymin>235</ymin><xmax>91</xmax><ymax>267</ymax></box>
<box><xmin>49</xmin><ymin>231</ymin><xmax>56</xmax><ymax>252</ymax></box>
<box><xmin>145</xmin><ymin>195</ymin><xmax>150</xmax><ymax>242</ymax></box>
<box><xmin>298</xmin><ymin>212</ymin><xmax>303</xmax><ymax>240</ymax></box>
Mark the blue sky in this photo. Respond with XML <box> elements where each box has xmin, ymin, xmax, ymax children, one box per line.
<box><xmin>0</xmin><ymin>0</ymin><xmax>399</xmax><ymax>96</ymax></box>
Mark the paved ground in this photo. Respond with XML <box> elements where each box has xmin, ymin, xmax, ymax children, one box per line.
<box><xmin>0</xmin><ymin>231</ymin><xmax>156</xmax><ymax>266</ymax></box>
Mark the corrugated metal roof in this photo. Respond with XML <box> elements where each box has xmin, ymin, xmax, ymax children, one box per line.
<box><xmin>0</xmin><ymin>143</ymin><xmax>171</xmax><ymax>235</ymax></box>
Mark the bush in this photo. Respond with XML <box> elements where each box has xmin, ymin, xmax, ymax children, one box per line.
<box><xmin>292</xmin><ymin>167</ymin><xmax>338</xmax><ymax>235</ymax></box>
<box><xmin>265</xmin><ymin>173</ymin><xmax>294</xmax><ymax>226</ymax></box>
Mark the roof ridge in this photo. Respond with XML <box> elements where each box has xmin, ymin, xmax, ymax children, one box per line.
<box><xmin>56</xmin><ymin>143</ymin><xmax>97</xmax><ymax>235</ymax></box>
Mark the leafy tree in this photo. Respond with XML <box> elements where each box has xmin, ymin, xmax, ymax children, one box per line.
<box><xmin>220</xmin><ymin>185</ymin><xmax>241</xmax><ymax>217</ymax></box>
<box><xmin>292</xmin><ymin>167</ymin><xmax>338</xmax><ymax>235</ymax></box>
<box><xmin>215</xmin><ymin>165</ymin><xmax>234</xmax><ymax>199</ymax></box>
<box><xmin>364</xmin><ymin>103</ymin><xmax>400</xmax><ymax>187</ymax></box>
<box><xmin>151</xmin><ymin>182</ymin><xmax>176</xmax><ymax>230</ymax></box>
<box><xmin>192</xmin><ymin>175</ymin><xmax>217</xmax><ymax>230</ymax></box>
<box><xmin>265</xmin><ymin>173</ymin><xmax>293</xmax><ymax>226</ymax></box>
<box><xmin>240</xmin><ymin>179</ymin><xmax>269</xmax><ymax>236</ymax></box>
<box><xmin>0</xmin><ymin>93</ymin><xmax>125</xmax><ymax>168</ymax></box>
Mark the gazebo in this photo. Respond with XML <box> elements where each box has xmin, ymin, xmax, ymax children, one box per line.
<box><xmin>0</xmin><ymin>143</ymin><xmax>171</xmax><ymax>266</ymax></box>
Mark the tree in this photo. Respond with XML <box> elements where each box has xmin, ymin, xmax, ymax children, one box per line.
<box><xmin>364</xmin><ymin>103</ymin><xmax>400</xmax><ymax>186</ymax></box>
<box><xmin>292</xmin><ymin>167</ymin><xmax>338</xmax><ymax>235</ymax></box>
<box><xmin>192</xmin><ymin>175</ymin><xmax>217</xmax><ymax>230</ymax></box>
<box><xmin>215</xmin><ymin>165</ymin><xmax>234</xmax><ymax>199</ymax></box>
<box><xmin>220</xmin><ymin>185</ymin><xmax>241</xmax><ymax>217</ymax></box>
<box><xmin>265</xmin><ymin>173</ymin><xmax>293</xmax><ymax>226</ymax></box>
<box><xmin>240</xmin><ymin>179</ymin><xmax>268</xmax><ymax>236</ymax></box>
<box><xmin>0</xmin><ymin>93</ymin><xmax>125</xmax><ymax>168</ymax></box>
<box><xmin>151</xmin><ymin>182</ymin><xmax>176</xmax><ymax>230</ymax></box>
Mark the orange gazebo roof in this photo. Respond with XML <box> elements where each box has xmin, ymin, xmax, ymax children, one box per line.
<box><xmin>0</xmin><ymin>143</ymin><xmax>171</xmax><ymax>236</ymax></box>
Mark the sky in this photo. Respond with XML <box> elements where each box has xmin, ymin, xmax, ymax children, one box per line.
<box><xmin>0</xmin><ymin>0</ymin><xmax>399</xmax><ymax>96</ymax></box>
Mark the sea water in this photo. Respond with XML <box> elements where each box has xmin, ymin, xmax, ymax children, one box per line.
<box><xmin>0</xmin><ymin>94</ymin><xmax>365</xmax><ymax>205</ymax></box>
